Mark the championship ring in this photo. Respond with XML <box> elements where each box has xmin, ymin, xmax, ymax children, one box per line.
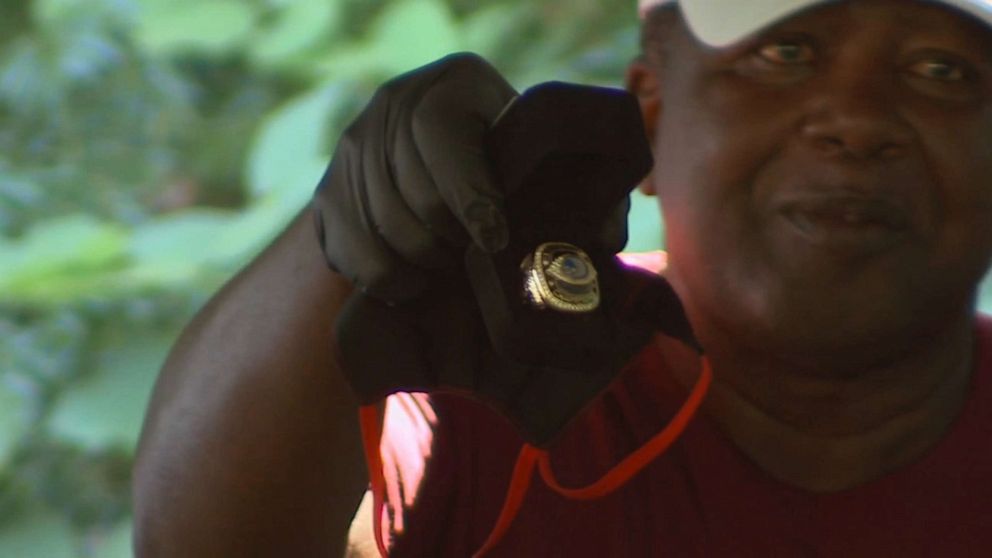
<box><xmin>520</xmin><ymin>242</ymin><xmax>600</xmax><ymax>313</ymax></box>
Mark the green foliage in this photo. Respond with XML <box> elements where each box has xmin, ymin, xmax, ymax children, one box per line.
<box><xmin>134</xmin><ymin>0</ymin><xmax>257</xmax><ymax>56</ymax></box>
<box><xmin>7</xmin><ymin>1</ymin><xmax>986</xmax><ymax>554</ymax></box>
<box><xmin>0</xmin><ymin>0</ymin><xmax>651</xmax><ymax>553</ymax></box>
<box><xmin>0</xmin><ymin>381</ymin><xmax>29</xmax><ymax>467</ymax></box>
<box><xmin>0</xmin><ymin>511</ymin><xmax>75</xmax><ymax>558</ymax></box>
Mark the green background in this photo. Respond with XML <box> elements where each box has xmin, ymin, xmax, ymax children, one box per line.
<box><xmin>0</xmin><ymin>1</ymin><xmax>989</xmax><ymax>556</ymax></box>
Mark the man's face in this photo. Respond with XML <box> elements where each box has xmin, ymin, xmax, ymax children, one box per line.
<box><xmin>648</xmin><ymin>0</ymin><xmax>992</xmax><ymax>366</ymax></box>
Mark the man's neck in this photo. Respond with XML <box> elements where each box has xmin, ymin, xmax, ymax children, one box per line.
<box><xmin>659</xmin><ymin>316</ymin><xmax>976</xmax><ymax>493</ymax></box>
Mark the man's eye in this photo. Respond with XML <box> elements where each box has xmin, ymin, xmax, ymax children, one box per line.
<box><xmin>908</xmin><ymin>59</ymin><xmax>967</xmax><ymax>81</ymax></box>
<box><xmin>756</xmin><ymin>42</ymin><xmax>815</xmax><ymax>65</ymax></box>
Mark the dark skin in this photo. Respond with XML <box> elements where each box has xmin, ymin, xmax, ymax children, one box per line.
<box><xmin>134</xmin><ymin>2</ymin><xmax>992</xmax><ymax>555</ymax></box>
<box><xmin>627</xmin><ymin>0</ymin><xmax>992</xmax><ymax>492</ymax></box>
<box><xmin>132</xmin><ymin>215</ymin><xmax>371</xmax><ymax>556</ymax></box>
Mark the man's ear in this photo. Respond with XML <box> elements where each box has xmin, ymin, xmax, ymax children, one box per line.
<box><xmin>625</xmin><ymin>58</ymin><xmax>661</xmax><ymax>196</ymax></box>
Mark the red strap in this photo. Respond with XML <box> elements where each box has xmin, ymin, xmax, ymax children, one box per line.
<box><xmin>470</xmin><ymin>445</ymin><xmax>542</xmax><ymax>558</ymax></box>
<box><xmin>358</xmin><ymin>404</ymin><xmax>390</xmax><ymax>558</ymax></box>
<box><xmin>358</xmin><ymin>355</ymin><xmax>713</xmax><ymax>558</ymax></box>
<box><xmin>538</xmin><ymin>356</ymin><xmax>712</xmax><ymax>499</ymax></box>
<box><xmin>470</xmin><ymin>354</ymin><xmax>713</xmax><ymax>555</ymax></box>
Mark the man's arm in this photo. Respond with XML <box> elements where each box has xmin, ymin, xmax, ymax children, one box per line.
<box><xmin>132</xmin><ymin>207</ymin><xmax>370</xmax><ymax>557</ymax></box>
<box><xmin>132</xmin><ymin>54</ymin><xmax>520</xmax><ymax>557</ymax></box>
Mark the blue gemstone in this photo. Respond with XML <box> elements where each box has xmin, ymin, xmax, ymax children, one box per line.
<box><xmin>562</xmin><ymin>256</ymin><xmax>586</xmax><ymax>278</ymax></box>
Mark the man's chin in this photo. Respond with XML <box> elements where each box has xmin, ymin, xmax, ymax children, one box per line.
<box><xmin>712</xmin><ymin>301</ymin><xmax>941</xmax><ymax>375</ymax></box>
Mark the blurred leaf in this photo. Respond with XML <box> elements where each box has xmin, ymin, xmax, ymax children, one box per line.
<box><xmin>48</xmin><ymin>327</ymin><xmax>173</xmax><ymax>449</ymax></box>
<box><xmin>246</xmin><ymin>84</ymin><xmax>344</xmax><ymax>198</ymax></box>
<box><xmin>86</xmin><ymin>517</ymin><xmax>132</xmax><ymax>558</ymax></box>
<box><xmin>368</xmin><ymin>0</ymin><xmax>458</xmax><ymax>75</ymax></box>
<box><xmin>506</xmin><ymin>17</ymin><xmax>584</xmax><ymax>85</ymax></box>
<box><xmin>127</xmin><ymin>209</ymin><xmax>237</xmax><ymax>284</ymax></box>
<box><xmin>0</xmin><ymin>165</ymin><xmax>44</xmax><ymax>229</ymax></box>
<box><xmin>249</xmin><ymin>0</ymin><xmax>341</xmax><ymax>67</ymax></box>
<box><xmin>315</xmin><ymin>0</ymin><xmax>458</xmax><ymax>81</ymax></box>
<box><xmin>0</xmin><ymin>271</ymin><xmax>134</xmax><ymax>306</ymax></box>
<box><xmin>0</xmin><ymin>511</ymin><xmax>74</xmax><ymax>558</ymax></box>
<box><xmin>0</xmin><ymin>214</ymin><xmax>127</xmax><ymax>295</ymax></box>
<box><xmin>626</xmin><ymin>190</ymin><xmax>664</xmax><ymax>252</ymax></box>
<box><xmin>134</xmin><ymin>0</ymin><xmax>256</xmax><ymax>56</ymax></box>
<box><xmin>31</xmin><ymin>0</ymin><xmax>135</xmax><ymax>27</ymax></box>
<box><xmin>58</xmin><ymin>29</ymin><xmax>124</xmax><ymax>84</ymax></box>
<box><xmin>2</xmin><ymin>437</ymin><xmax>131</xmax><ymax>536</ymax></box>
<box><xmin>458</xmin><ymin>4</ymin><xmax>528</xmax><ymax>59</ymax></box>
<box><xmin>0</xmin><ymin>39</ymin><xmax>59</xmax><ymax>113</ymax></box>
<box><xmin>216</xmin><ymin>185</ymin><xmax>315</xmax><ymax>266</ymax></box>
<box><xmin>31</xmin><ymin>0</ymin><xmax>78</xmax><ymax>23</ymax></box>
<box><xmin>0</xmin><ymin>380</ymin><xmax>28</xmax><ymax>467</ymax></box>
<box><xmin>0</xmin><ymin>309</ymin><xmax>86</xmax><ymax>390</ymax></box>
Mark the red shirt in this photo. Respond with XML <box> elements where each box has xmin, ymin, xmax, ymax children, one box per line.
<box><xmin>378</xmin><ymin>316</ymin><xmax>992</xmax><ymax>557</ymax></box>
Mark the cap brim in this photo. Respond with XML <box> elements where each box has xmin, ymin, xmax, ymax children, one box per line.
<box><xmin>642</xmin><ymin>0</ymin><xmax>992</xmax><ymax>48</ymax></box>
<box><xmin>681</xmin><ymin>0</ymin><xmax>826</xmax><ymax>47</ymax></box>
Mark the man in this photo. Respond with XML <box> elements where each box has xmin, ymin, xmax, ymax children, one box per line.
<box><xmin>132</xmin><ymin>0</ymin><xmax>992</xmax><ymax>556</ymax></box>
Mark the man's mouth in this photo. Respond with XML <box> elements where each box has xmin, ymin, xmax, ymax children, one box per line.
<box><xmin>778</xmin><ymin>196</ymin><xmax>911</xmax><ymax>254</ymax></box>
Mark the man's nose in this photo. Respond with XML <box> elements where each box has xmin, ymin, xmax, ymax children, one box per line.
<box><xmin>799</xmin><ymin>76</ymin><xmax>914</xmax><ymax>162</ymax></box>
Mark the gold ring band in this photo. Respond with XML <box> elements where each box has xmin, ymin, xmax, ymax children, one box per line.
<box><xmin>520</xmin><ymin>242</ymin><xmax>600</xmax><ymax>313</ymax></box>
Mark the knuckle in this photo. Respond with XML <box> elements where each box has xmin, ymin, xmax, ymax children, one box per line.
<box><xmin>379</xmin><ymin>54</ymin><xmax>464</xmax><ymax>98</ymax></box>
<box><xmin>441</xmin><ymin>52</ymin><xmax>489</xmax><ymax>72</ymax></box>
<box><xmin>409</xmin><ymin>100</ymin><xmax>439</xmax><ymax>135</ymax></box>
<box><xmin>337</xmin><ymin>120</ymin><xmax>364</xmax><ymax>157</ymax></box>
<box><xmin>355</xmin><ymin>261</ymin><xmax>390</xmax><ymax>295</ymax></box>
<box><xmin>376</xmin><ymin>75</ymin><xmax>403</xmax><ymax>101</ymax></box>
<box><xmin>441</xmin><ymin>52</ymin><xmax>500</xmax><ymax>85</ymax></box>
<box><xmin>322</xmin><ymin>243</ymin><xmax>350</xmax><ymax>276</ymax></box>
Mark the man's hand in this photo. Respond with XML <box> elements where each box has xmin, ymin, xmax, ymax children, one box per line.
<box><xmin>311</xmin><ymin>55</ymin><xmax>690</xmax><ymax>447</ymax></box>
<box><xmin>313</xmin><ymin>52</ymin><xmax>518</xmax><ymax>303</ymax></box>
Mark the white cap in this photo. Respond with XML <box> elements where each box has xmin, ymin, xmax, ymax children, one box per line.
<box><xmin>638</xmin><ymin>0</ymin><xmax>992</xmax><ymax>47</ymax></box>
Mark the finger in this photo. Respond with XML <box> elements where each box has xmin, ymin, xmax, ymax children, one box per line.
<box><xmin>390</xmin><ymin>87</ymin><xmax>470</xmax><ymax>249</ymax></box>
<box><xmin>360</xmin><ymin>89</ymin><xmax>457</xmax><ymax>271</ymax></box>
<box><xmin>314</xmin><ymin>132</ymin><xmax>428</xmax><ymax>302</ymax></box>
<box><xmin>410</xmin><ymin>53</ymin><xmax>518</xmax><ymax>253</ymax></box>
